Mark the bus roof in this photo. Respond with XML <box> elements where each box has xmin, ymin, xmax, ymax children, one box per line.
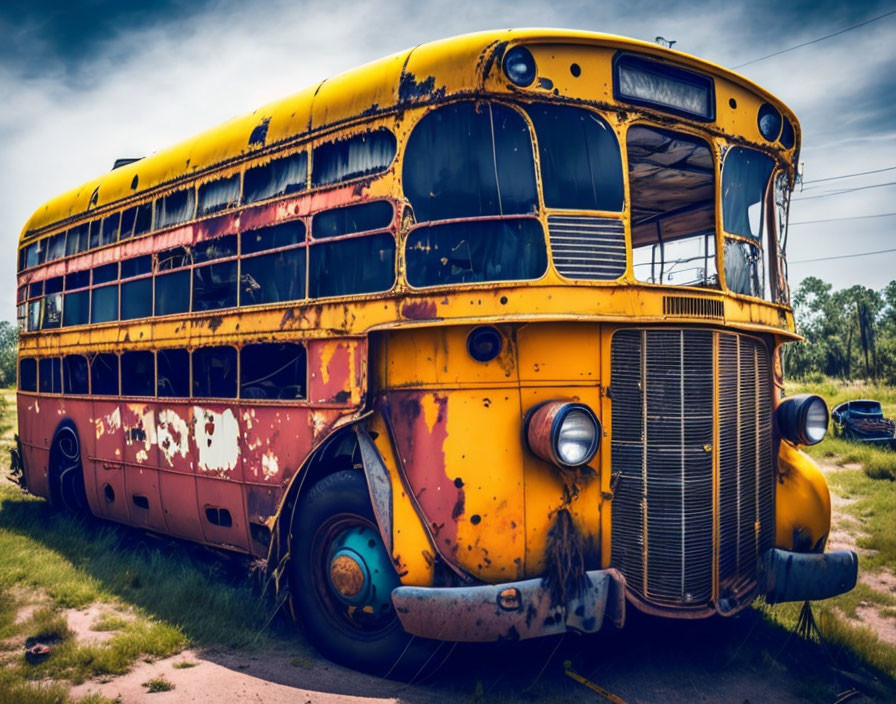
<box><xmin>20</xmin><ymin>28</ymin><xmax>798</xmax><ymax>243</ymax></box>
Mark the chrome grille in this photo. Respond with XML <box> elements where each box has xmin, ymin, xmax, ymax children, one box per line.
<box><xmin>610</xmin><ymin>329</ymin><xmax>774</xmax><ymax>610</ymax></box>
<box><xmin>547</xmin><ymin>215</ymin><xmax>625</xmax><ymax>280</ymax></box>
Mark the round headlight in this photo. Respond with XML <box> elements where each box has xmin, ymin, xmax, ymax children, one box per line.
<box><xmin>503</xmin><ymin>46</ymin><xmax>536</xmax><ymax>87</ymax></box>
<box><xmin>777</xmin><ymin>394</ymin><xmax>829</xmax><ymax>446</ymax></box>
<box><xmin>525</xmin><ymin>401</ymin><xmax>600</xmax><ymax>468</ymax></box>
<box><xmin>758</xmin><ymin>103</ymin><xmax>782</xmax><ymax>141</ymax></box>
<box><xmin>467</xmin><ymin>326</ymin><xmax>503</xmax><ymax>363</ymax></box>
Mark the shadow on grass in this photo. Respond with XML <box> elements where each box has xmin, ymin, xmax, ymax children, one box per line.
<box><xmin>3</xmin><ymin>487</ymin><xmax>894</xmax><ymax>703</ymax></box>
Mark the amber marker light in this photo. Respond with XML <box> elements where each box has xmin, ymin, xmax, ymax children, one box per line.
<box><xmin>525</xmin><ymin>401</ymin><xmax>601</xmax><ymax>468</ymax></box>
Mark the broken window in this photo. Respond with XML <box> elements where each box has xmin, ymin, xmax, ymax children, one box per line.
<box><xmin>193</xmin><ymin>346</ymin><xmax>237</xmax><ymax>398</ymax></box>
<box><xmin>721</xmin><ymin>147</ymin><xmax>775</xmax><ymax>298</ymax></box>
<box><xmin>42</xmin><ymin>277</ymin><xmax>63</xmax><ymax>329</ymax></box>
<box><xmin>312</xmin><ymin>201</ymin><xmax>393</xmax><ymax>239</ymax></box>
<box><xmin>243</xmin><ymin>152</ymin><xmax>307</xmax><ymax>204</ymax></box>
<box><xmin>312</xmin><ymin>129</ymin><xmax>397</xmax><ymax>188</ymax></box>
<box><xmin>406</xmin><ymin>219</ymin><xmax>547</xmax><ymax>287</ymax></box>
<box><xmin>628</xmin><ymin>126</ymin><xmax>717</xmax><ymax>288</ymax></box>
<box><xmin>242</xmin><ymin>221</ymin><xmax>305</xmax><ymax>254</ymax></box>
<box><xmin>155</xmin><ymin>189</ymin><xmax>195</xmax><ymax>230</ymax></box>
<box><xmin>240</xmin><ymin>342</ymin><xmax>306</xmax><ymax>399</ymax></box>
<box><xmin>309</xmin><ymin>233</ymin><xmax>395</xmax><ymax>298</ymax></box>
<box><xmin>193</xmin><ymin>235</ymin><xmax>237</xmax><ymax>263</ymax></box>
<box><xmin>19</xmin><ymin>358</ymin><xmax>37</xmax><ymax>392</ymax></box>
<box><xmin>133</xmin><ymin>202</ymin><xmax>153</xmax><ymax>237</ymax></box>
<box><xmin>193</xmin><ymin>261</ymin><xmax>238</xmax><ymax>310</ymax></box>
<box><xmin>403</xmin><ymin>101</ymin><xmax>538</xmax><ymax>222</ymax></box>
<box><xmin>63</xmin><ymin>355</ymin><xmax>89</xmax><ymax>395</ymax></box>
<box><xmin>121</xmin><ymin>350</ymin><xmax>154</xmax><ymax>396</ymax></box>
<box><xmin>91</xmin><ymin>285</ymin><xmax>118</xmax><ymax>323</ymax></box>
<box><xmin>157</xmin><ymin>349</ymin><xmax>189</xmax><ymax>397</ymax></box>
<box><xmin>197</xmin><ymin>174</ymin><xmax>241</xmax><ymax>216</ymax></box>
<box><xmin>91</xmin><ymin>353</ymin><xmax>119</xmax><ymax>395</ymax></box>
<box><xmin>524</xmin><ymin>104</ymin><xmax>624</xmax><ymax>211</ymax></box>
<box><xmin>27</xmin><ymin>301</ymin><xmax>41</xmax><ymax>332</ymax></box>
<box><xmin>155</xmin><ymin>247</ymin><xmax>191</xmax><ymax>316</ymax></box>
<box><xmin>241</xmin><ymin>248</ymin><xmax>306</xmax><ymax>306</ymax></box>
<box><xmin>38</xmin><ymin>357</ymin><xmax>62</xmax><ymax>394</ymax></box>
<box><xmin>66</xmin><ymin>223</ymin><xmax>89</xmax><ymax>256</ymax></box>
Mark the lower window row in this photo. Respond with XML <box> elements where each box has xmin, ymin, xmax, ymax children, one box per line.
<box><xmin>18</xmin><ymin>343</ymin><xmax>307</xmax><ymax>400</ymax></box>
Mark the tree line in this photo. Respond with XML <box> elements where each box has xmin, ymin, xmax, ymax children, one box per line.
<box><xmin>786</xmin><ymin>276</ymin><xmax>896</xmax><ymax>382</ymax></box>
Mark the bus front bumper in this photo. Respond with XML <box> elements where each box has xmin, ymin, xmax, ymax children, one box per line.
<box><xmin>390</xmin><ymin>568</ymin><xmax>626</xmax><ymax>642</ymax></box>
<box><xmin>761</xmin><ymin>548</ymin><xmax>858</xmax><ymax>604</ymax></box>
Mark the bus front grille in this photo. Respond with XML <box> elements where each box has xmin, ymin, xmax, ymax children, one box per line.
<box><xmin>547</xmin><ymin>215</ymin><xmax>625</xmax><ymax>281</ymax></box>
<box><xmin>609</xmin><ymin>329</ymin><xmax>774</xmax><ymax>611</ymax></box>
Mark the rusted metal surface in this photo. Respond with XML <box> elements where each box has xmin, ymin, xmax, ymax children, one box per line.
<box><xmin>355</xmin><ymin>426</ymin><xmax>393</xmax><ymax>555</ymax></box>
<box><xmin>391</xmin><ymin>568</ymin><xmax>625</xmax><ymax>642</ymax></box>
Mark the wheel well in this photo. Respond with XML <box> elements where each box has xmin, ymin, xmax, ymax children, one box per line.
<box><xmin>274</xmin><ymin>426</ymin><xmax>363</xmax><ymax>562</ymax></box>
<box><xmin>48</xmin><ymin>419</ymin><xmax>80</xmax><ymax>504</ymax></box>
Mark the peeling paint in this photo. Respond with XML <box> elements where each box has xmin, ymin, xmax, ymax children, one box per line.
<box><xmin>194</xmin><ymin>406</ymin><xmax>240</xmax><ymax>476</ymax></box>
<box><xmin>157</xmin><ymin>408</ymin><xmax>190</xmax><ymax>467</ymax></box>
<box><xmin>261</xmin><ymin>450</ymin><xmax>279</xmax><ymax>480</ymax></box>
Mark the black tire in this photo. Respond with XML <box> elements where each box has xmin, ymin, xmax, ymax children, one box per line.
<box><xmin>48</xmin><ymin>422</ymin><xmax>90</xmax><ymax>515</ymax></box>
<box><xmin>289</xmin><ymin>469</ymin><xmax>444</xmax><ymax>679</ymax></box>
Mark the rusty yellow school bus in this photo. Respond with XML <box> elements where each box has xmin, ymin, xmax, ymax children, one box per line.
<box><xmin>14</xmin><ymin>29</ymin><xmax>857</xmax><ymax>675</ymax></box>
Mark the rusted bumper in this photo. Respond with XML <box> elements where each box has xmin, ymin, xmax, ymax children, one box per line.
<box><xmin>761</xmin><ymin>548</ymin><xmax>858</xmax><ymax>604</ymax></box>
<box><xmin>391</xmin><ymin>568</ymin><xmax>626</xmax><ymax>642</ymax></box>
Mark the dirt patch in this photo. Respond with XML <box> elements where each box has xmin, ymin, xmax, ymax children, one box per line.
<box><xmin>854</xmin><ymin>606</ymin><xmax>896</xmax><ymax>646</ymax></box>
<box><xmin>861</xmin><ymin>569</ymin><xmax>896</xmax><ymax>596</ymax></box>
<box><xmin>62</xmin><ymin>604</ymin><xmax>131</xmax><ymax>645</ymax></box>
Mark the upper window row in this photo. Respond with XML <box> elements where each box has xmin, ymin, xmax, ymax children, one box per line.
<box><xmin>20</xmin><ymin>128</ymin><xmax>397</xmax><ymax>271</ymax></box>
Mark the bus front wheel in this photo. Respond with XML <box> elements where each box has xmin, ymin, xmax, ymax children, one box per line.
<box><xmin>289</xmin><ymin>469</ymin><xmax>443</xmax><ymax>679</ymax></box>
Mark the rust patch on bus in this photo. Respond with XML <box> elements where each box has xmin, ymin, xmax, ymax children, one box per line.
<box><xmin>248</xmin><ymin>117</ymin><xmax>271</xmax><ymax>146</ymax></box>
<box><xmin>400</xmin><ymin>300</ymin><xmax>438</xmax><ymax>320</ymax></box>
<box><xmin>398</xmin><ymin>73</ymin><xmax>445</xmax><ymax>103</ymax></box>
<box><xmin>384</xmin><ymin>391</ymin><xmax>462</xmax><ymax>553</ymax></box>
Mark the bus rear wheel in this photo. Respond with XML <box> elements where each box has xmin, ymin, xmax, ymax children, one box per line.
<box><xmin>49</xmin><ymin>423</ymin><xmax>90</xmax><ymax>515</ymax></box>
<box><xmin>289</xmin><ymin>469</ymin><xmax>443</xmax><ymax>679</ymax></box>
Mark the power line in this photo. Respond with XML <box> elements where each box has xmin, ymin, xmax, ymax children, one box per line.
<box><xmin>790</xmin><ymin>247</ymin><xmax>896</xmax><ymax>264</ymax></box>
<box><xmin>790</xmin><ymin>211</ymin><xmax>896</xmax><ymax>226</ymax></box>
<box><xmin>791</xmin><ymin>180</ymin><xmax>896</xmax><ymax>201</ymax></box>
<box><xmin>801</xmin><ymin>165</ymin><xmax>896</xmax><ymax>186</ymax></box>
<box><xmin>732</xmin><ymin>8</ymin><xmax>896</xmax><ymax>68</ymax></box>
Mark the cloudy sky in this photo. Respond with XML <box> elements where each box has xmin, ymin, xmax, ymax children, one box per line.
<box><xmin>2</xmin><ymin>0</ymin><xmax>895</xmax><ymax>322</ymax></box>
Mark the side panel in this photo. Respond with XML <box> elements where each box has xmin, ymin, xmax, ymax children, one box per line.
<box><xmin>92</xmin><ymin>400</ymin><xmax>128</xmax><ymax>523</ymax></box>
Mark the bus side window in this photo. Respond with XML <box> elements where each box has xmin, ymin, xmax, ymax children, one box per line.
<box><xmin>47</xmin><ymin>233</ymin><xmax>66</xmax><ymax>261</ymax></box>
<box><xmin>19</xmin><ymin>358</ymin><xmax>37</xmax><ymax>392</ymax></box>
<box><xmin>243</xmin><ymin>152</ymin><xmax>307</xmax><ymax>204</ymax></box>
<box><xmin>155</xmin><ymin>247</ymin><xmax>192</xmax><ymax>316</ymax></box>
<box><xmin>63</xmin><ymin>355</ymin><xmax>89</xmax><ymax>395</ymax></box>
<box><xmin>121</xmin><ymin>350</ymin><xmax>154</xmax><ymax>397</ymax></box>
<box><xmin>38</xmin><ymin>358</ymin><xmax>62</xmax><ymax>394</ymax></box>
<box><xmin>240</xmin><ymin>222</ymin><xmax>306</xmax><ymax>306</ymax></box>
<box><xmin>240</xmin><ymin>343</ymin><xmax>306</xmax><ymax>400</ymax></box>
<box><xmin>42</xmin><ymin>277</ymin><xmax>63</xmax><ymax>329</ymax></box>
<box><xmin>312</xmin><ymin>129</ymin><xmax>396</xmax><ymax>188</ymax></box>
<box><xmin>157</xmin><ymin>349</ymin><xmax>189</xmax><ymax>397</ymax></box>
<box><xmin>133</xmin><ymin>202</ymin><xmax>153</xmax><ymax>237</ymax></box>
<box><xmin>309</xmin><ymin>233</ymin><xmax>395</xmax><ymax>298</ymax></box>
<box><xmin>193</xmin><ymin>347</ymin><xmax>237</xmax><ymax>398</ymax></box>
<box><xmin>193</xmin><ymin>235</ymin><xmax>238</xmax><ymax>311</ymax></box>
<box><xmin>101</xmin><ymin>212</ymin><xmax>120</xmax><ymax>246</ymax></box>
<box><xmin>66</xmin><ymin>223</ymin><xmax>89</xmax><ymax>256</ymax></box>
<box><xmin>91</xmin><ymin>263</ymin><xmax>120</xmax><ymax>324</ymax></box>
<box><xmin>91</xmin><ymin>353</ymin><xmax>119</xmax><ymax>395</ymax></box>
<box><xmin>198</xmin><ymin>174</ymin><xmax>241</xmax><ymax>216</ymax></box>
<box><xmin>120</xmin><ymin>206</ymin><xmax>137</xmax><ymax>240</ymax></box>
<box><xmin>403</xmin><ymin>101</ymin><xmax>538</xmax><ymax>222</ymax></box>
<box><xmin>63</xmin><ymin>270</ymin><xmax>90</xmax><ymax>327</ymax></box>
<box><xmin>121</xmin><ymin>255</ymin><xmax>153</xmax><ymax>320</ymax></box>
<box><xmin>312</xmin><ymin>201</ymin><xmax>393</xmax><ymax>239</ymax></box>
<box><xmin>155</xmin><ymin>188</ymin><xmax>196</xmax><ymax>230</ymax></box>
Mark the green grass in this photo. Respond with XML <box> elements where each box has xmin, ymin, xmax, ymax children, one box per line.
<box><xmin>142</xmin><ymin>675</ymin><xmax>175</xmax><ymax>693</ymax></box>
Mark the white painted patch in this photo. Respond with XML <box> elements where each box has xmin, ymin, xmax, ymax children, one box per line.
<box><xmin>261</xmin><ymin>450</ymin><xmax>279</xmax><ymax>480</ymax></box>
<box><xmin>104</xmin><ymin>407</ymin><xmax>121</xmax><ymax>434</ymax></box>
<box><xmin>136</xmin><ymin>449</ymin><xmax>148</xmax><ymax>463</ymax></box>
<box><xmin>194</xmin><ymin>406</ymin><xmax>240</xmax><ymax>476</ymax></box>
<box><xmin>311</xmin><ymin>411</ymin><xmax>327</xmax><ymax>436</ymax></box>
<box><xmin>157</xmin><ymin>408</ymin><xmax>190</xmax><ymax>467</ymax></box>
